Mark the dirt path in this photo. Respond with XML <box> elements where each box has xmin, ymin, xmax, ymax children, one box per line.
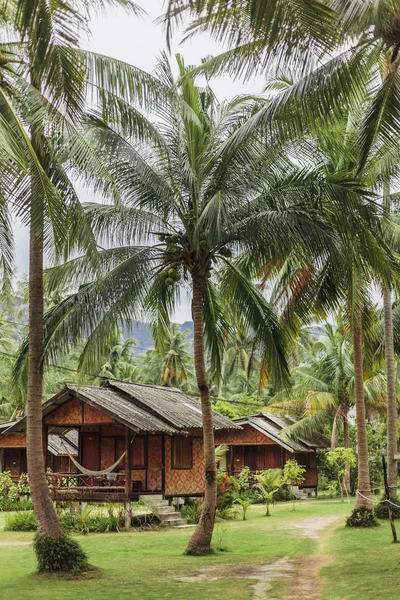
<box><xmin>176</xmin><ymin>514</ymin><xmax>343</xmax><ymax>600</ymax></box>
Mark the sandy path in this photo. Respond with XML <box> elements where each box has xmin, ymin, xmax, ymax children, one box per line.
<box><xmin>176</xmin><ymin>514</ymin><xmax>343</xmax><ymax>599</ymax></box>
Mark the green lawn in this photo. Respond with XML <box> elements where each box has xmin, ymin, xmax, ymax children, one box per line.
<box><xmin>321</xmin><ymin>516</ymin><xmax>400</xmax><ymax>600</ymax></box>
<box><xmin>0</xmin><ymin>500</ymin><xmax>397</xmax><ymax>599</ymax></box>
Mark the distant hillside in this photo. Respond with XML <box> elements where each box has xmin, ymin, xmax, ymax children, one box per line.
<box><xmin>124</xmin><ymin>321</ymin><xmax>194</xmax><ymax>354</ymax></box>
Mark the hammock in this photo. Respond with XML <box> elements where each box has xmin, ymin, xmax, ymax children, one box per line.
<box><xmin>60</xmin><ymin>440</ymin><xmax>126</xmax><ymax>477</ymax></box>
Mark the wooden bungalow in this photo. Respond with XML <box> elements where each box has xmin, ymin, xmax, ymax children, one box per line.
<box><xmin>214</xmin><ymin>412</ymin><xmax>329</xmax><ymax>489</ymax></box>
<box><xmin>0</xmin><ymin>381</ymin><xmax>240</xmax><ymax>501</ymax></box>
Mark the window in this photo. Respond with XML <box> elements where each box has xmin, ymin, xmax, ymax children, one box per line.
<box><xmin>172</xmin><ymin>436</ymin><xmax>192</xmax><ymax>469</ymax></box>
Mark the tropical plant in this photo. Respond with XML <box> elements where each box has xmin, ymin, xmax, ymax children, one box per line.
<box><xmin>36</xmin><ymin>50</ymin><xmax>350</xmax><ymax>554</ymax></box>
<box><xmin>282</xmin><ymin>460</ymin><xmax>306</xmax><ymax>510</ymax></box>
<box><xmin>326</xmin><ymin>447</ymin><xmax>357</xmax><ymax>502</ymax></box>
<box><xmin>234</xmin><ymin>496</ymin><xmax>251</xmax><ymax>520</ymax></box>
<box><xmin>169</xmin><ymin>0</ymin><xmax>400</xmax><ymax>503</ymax></box>
<box><xmin>0</xmin><ymin>0</ymin><xmax>161</xmax><ymax>570</ymax></box>
<box><xmin>272</xmin><ymin>314</ymin><xmax>389</xmax><ymax>494</ymax></box>
<box><xmin>96</xmin><ymin>336</ymin><xmax>138</xmax><ymax>383</ymax></box>
<box><xmin>253</xmin><ymin>468</ymin><xmax>282</xmax><ymax>516</ymax></box>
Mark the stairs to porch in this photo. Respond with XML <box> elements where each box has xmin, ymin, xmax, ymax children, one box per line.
<box><xmin>139</xmin><ymin>494</ymin><xmax>193</xmax><ymax>528</ymax></box>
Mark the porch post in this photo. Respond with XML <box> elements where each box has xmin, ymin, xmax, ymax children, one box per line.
<box><xmin>42</xmin><ymin>424</ymin><xmax>48</xmax><ymax>470</ymax></box>
<box><xmin>124</xmin><ymin>427</ymin><xmax>132</xmax><ymax>530</ymax></box>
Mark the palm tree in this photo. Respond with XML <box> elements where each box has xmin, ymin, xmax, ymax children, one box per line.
<box><xmin>274</xmin><ymin>316</ymin><xmax>387</xmax><ymax>446</ymax></box>
<box><xmin>169</xmin><ymin>0</ymin><xmax>400</xmax><ymax>498</ymax></box>
<box><xmin>1</xmin><ymin>0</ymin><xmax>164</xmax><ymax>568</ymax></box>
<box><xmin>96</xmin><ymin>337</ymin><xmax>139</xmax><ymax>383</ymax></box>
<box><xmin>153</xmin><ymin>324</ymin><xmax>193</xmax><ymax>387</ymax></box>
<box><xmin>35</xmin><ymin>54</ymin><xmax>348</xmax><ymax>554</ymax></box>
<box><xmin>254</xmin><ymin>469</ymin><xmax>282</xmax><ymax>516</ymax></box>
<box><xmin>274</xmin><ymin>315</ymin><xmax>387</xmax><ymax>494</ymax></box>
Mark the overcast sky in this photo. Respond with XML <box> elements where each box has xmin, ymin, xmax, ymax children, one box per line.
<box><xmin>15</xmin><ymin>1</ymin><xmax>264</xmax><ymax>323</ymax></box>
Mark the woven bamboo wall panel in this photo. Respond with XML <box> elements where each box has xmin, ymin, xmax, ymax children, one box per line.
<box><xmin>84</xmin><ymin>404</ymin><xmax>113</xmax><ymax>424</ymax></box>
<box><xmin>44</xmin><ymin>398</ymin><xmax>82</xmax><ymax>425</ymax></box>
<box><xmin>0</xmin><ymin>433</ymin><xmax>27</xmax><ymax>448</ymax></box>
<box><xmin>214</xmin><ymin>424</ymin><xmax>275</xmax><ymax>445</ymax></box>
<box><xmin>164</xmin><ymin>437</ymin><xmax>204</xmax><ymax>496</ymax></box>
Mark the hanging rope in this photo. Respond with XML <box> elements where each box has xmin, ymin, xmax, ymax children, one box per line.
<box><xmin>60</xmin><ymin>440</ymin><xmax>126</xmax><ymax>477</ymax></box>
<box><xmin>357</xmin><ymin>490</ymin><xmax>400</xmax><ymax>509</ymax></box>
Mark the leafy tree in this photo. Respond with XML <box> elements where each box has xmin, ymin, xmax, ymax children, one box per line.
<box><xmin>96</xmin><ymin>337</ymin><xmax>138</xmax><ymax>384</ymax></box>
<box><xmin>169</xmin><ymin>0</ymin><xmax>400</xmax><ymax>501</ymax></box>
<box><xmin>282</xmin><ymin>459</ymin><xmax>306</xmax><ymax>510</ymax></box>
<box><xmin>326</xmin><ymin>447</ymin><xmax>357</xmax><ymax>502</ymax></box>
<box><xmin>37</xmin><ymin>52</ymin><xmax>344</xmax><ymax>554</ymax></box>
<box><xmin>1</xmin><ymin>0</ymin><xmax>159</xmax><ymax>568</ymax></box>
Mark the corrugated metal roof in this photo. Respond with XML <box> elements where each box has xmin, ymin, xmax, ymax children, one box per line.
<box><xmin>48</xmin><ymin>430</ymin><xmax>79</xmax><ymax>456</ymax></box>
<box><xmin>233</xmin><ymin>412</ymin><xmax>329</xmax><ymax>452</ymax></box>
<box><xmin>262</xmin><ymin>413</ymin><xmax>329</xmax><ymax>449</ymax></box>
<box><xmin>108</xmin><ymin>381</ymin><xmax>240</xmax><ymax>431</ymax></box>
<box><xmin>71</xmin><ymin>385</ymin><xmax>180</xmax><ymax>434</ymax></box>
<box><xmin>3</xmin><ymin>381</ymin><xmax>239</xmax><ymax>435</ymax></box>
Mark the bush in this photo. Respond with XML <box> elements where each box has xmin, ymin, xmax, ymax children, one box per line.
<box><xmin>0</xmin><ymin>498</ymin><xmax>33</xmax><ymax>512</ymax></box>
<box><xmin>273</xmin><ymin>487</ymin><xmax>292</xmax><ymax>502</ymax></box>
<box><xmin>346</xmin><ymin>507</ymin><xmax>379</xmax><ymax>528</ymax></box>
<box><xmin>181</xmin><ymin>500</ymin><xmax>202</xmax><ymax>524</ymax></box>
<box><xmin>216</xmin><ymin>505</ymin><xmax>237</xmax><ymax>520</ymax></box>
<box><xmin>33</xmin><ymin>533</ymin><xmax>89</xmax><ymax>573</ymax></box>
<box><xmin>374</xmin><ymin>497</ymin><xmax>400</xmax><ymax>520</ymax></box>
<box><xmin>5</xmin><ymin>510</ymin><xmax>37</xmax><ymax>531</ymax></box>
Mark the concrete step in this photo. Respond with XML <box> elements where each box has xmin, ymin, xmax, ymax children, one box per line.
<box><xmin>159</xmin><ymin>512</ymin><xmax>182</xmax><ymax>521</ymax></box>
<box><xmin>149</xmin><ymin>500</ymin><xmax>170</xmax><ymax>508</ymax></box>
<box><xmin>156</xmin><ymin>506</ymin><xmax>177</xmax><ymax>514</ymax></box>
<box><xmin>169</xmin><ymin>518</ymin><xmax>189</xmax><ymax>527</ymax></box>
<box><xmin>173</xmin><ymin>523</ymin><xmax>196</xmax><ymax>529</ymax></box>
<box><xmin>139</xmin><ymin>494</ymin><xmax>164</xmax><ymax>501</ymax></box>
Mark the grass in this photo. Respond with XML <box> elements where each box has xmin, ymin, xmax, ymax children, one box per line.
<box><xmin>0</xmin><ymin>499</ymin><xmax>396</xmax><ymax>599</ymax></box>
<box><xmin>321</xmin><ymin>516</ymin><xmax>400</xmax><ymax>600</ymax></box>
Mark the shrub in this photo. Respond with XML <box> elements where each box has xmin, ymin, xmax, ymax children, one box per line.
<box><xmin>273</xmin><ymin>487</ymin><xmax>292</xmax><ymax>502</ymax></box>
<box><xmin>346</xmin><ymin>507</ymin><xmax>379</xmax><ymax>528</ymax></box>
<box><xmin>374</xmin><ymin>497</ymin><xmax>400</xmax><ymax>520</ymax></box>
<box><xmin>5</xmin><ymin>511</ymin><xmax>37</xmax><ymax>531</ymax></box>
<box><xmin>181</xmin><ymin>500</ymin><xmax>202</xmax><ymax>524</ymax></box>
<box><xmin>216</xmin><ymin>505</ymin><xmax>237</xmax><ymax>520</ymax></box>
<box><xmin>33</xmin><ymin>533</ymin><xmax>89</xmax><ymax>573</ymax></box>
<box><xmin>0</xmin><ymin>498</ymin><xmax>33</xmax><ymax>512</ymax></box>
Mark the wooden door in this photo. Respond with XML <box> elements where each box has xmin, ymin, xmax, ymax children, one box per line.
<box><xmin>81</xmin><ymin>433</ymin><xmax>100</xmax><ymax>471</ymax></box>
<box><xmin>243</xmin><ymin>445</ymin><xmax>258</xmax><ymax>472</ymax></box>
<box><xmin>4</xmin><ymin>448</ymin><xmax>26</xmax><ymax>477</ymax></box>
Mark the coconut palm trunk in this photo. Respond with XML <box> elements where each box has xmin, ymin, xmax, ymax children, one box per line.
<box><xmin>383</xmin><ymin>179</ymin><xmax>398</xmax><ymax>495</ymax></box>
<box><xmin>27</xmin><ymin>202</ymin><xmax>63</xmax><ymax>537</ymax></box>
<box><xmin>186</xmin><ymin>274</ymin><xmax>217</xmax><ymax>555</ymax></box>
<box><xmin>342</xmin><ymin>405</ymin><xmax>351</xmax><ymax>496</ymax></box>
<box><xmin>26</xmin><ymin>68</ymin><xmax>63</xmax><ymax>537</ymax></box>
<box><xmin>353</xmin><ymin>314</ymin><xmax>372</xmax><ymax>509</ymax></box>
<box><xmin>383</xmin><ymin>287</ymin><xmax>397</xmax><ymax>493</ymax></box>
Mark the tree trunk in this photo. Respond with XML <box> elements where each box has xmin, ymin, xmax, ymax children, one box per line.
<box><xmin>342</xmin><ymin>406</ymin><xmax>351</xmax><ymax>496</ymax></box>
<box><xmin>186</xmin><ymin>274</ymin><xmax>217</xmax><ymax>555</ymax></box>
<box><xmin>353</xmin><ymin>314</ymin><xmax>372</xmax><ymax>509</ymax></box>
<box><xmin>27</xmin><ymin>202</ymin><xmax>63</xmax><ymax>538</ymax></box>
<box><xmin>384</xmin><ymin>288</ymin><xmax>397</xmax><ymax>494</ymax></box>
<box><xmin>26</xmin><ymin>66</ymin><xmax>63</xmax><ymax>538</ymax></box>
<box><xmin>383</xmin><ymin>178</ymin><xmax>398</xmax><ymax>496</ymax></box>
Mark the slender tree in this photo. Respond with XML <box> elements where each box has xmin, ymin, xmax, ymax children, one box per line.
<box><xmin>1</xmin><ymin>0</ymin><xmax>165</xmax><ymax>569</ymax></box>
<box><xmin>33</xmin><ymin>54</ymin><xmax>350</xmax><ymax>554</ymax></box>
